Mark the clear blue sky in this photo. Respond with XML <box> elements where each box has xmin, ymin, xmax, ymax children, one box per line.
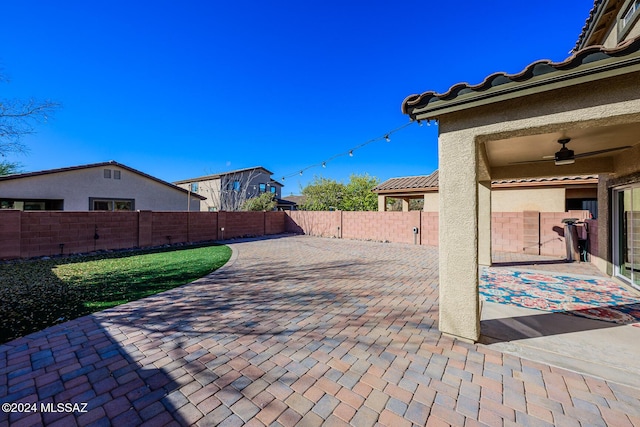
<box><xmin>1</xmin><ymin>1</ymin><xmax>592</xmax><ymax>195</ymax></box>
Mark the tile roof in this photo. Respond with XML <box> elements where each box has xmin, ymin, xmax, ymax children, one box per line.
<box><xmin>574</xmin><ymin>0</ymin><xmax>605</xmax><ymax>51</ymax></box>
<box><xmin>402</xmin><ymin>35</ymin><xmax>640</xmax><ymax>119</ymax></box>
<box><xmin>282</xmin><ymin>195</ymin><xmax>306</xmax><ymax>205</ymax></box>
<box><xmin>374</xmin><ymin>171</ymin><xmax>598</xmax><ymax>192</ymax></box>
<box><xmin>491</xmin><ymin>175</ymin><xmax>599</xmax><ymax>185</ymax></box>
<box><xmin>373</xmin><ymin>171</ymin><xmax>439</xmax><ymax>192</ymax></box>
<box><xmin>0</xmin><ymin>160</ymin><xmax>207</xmax><ymax>199</ymax></box>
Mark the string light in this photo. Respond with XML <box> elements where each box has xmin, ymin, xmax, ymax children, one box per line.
<box><xmin>275</xmin><ymin>120</ymin><xmax>421</xmax><ymax>181</ymax></box>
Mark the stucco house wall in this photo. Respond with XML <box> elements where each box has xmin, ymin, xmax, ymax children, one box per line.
<box><xmin>492</xmin><ymin>188</ymin><xmax>566</xmax><ymax>212</ymax></box>
<box><xmin>175</xmin><ymin>167</ymin><xmax>283</xmax><ymax>212</ymax></box>
<box><xmin>423</xmin><ymin>193</ymin><xmax>439</xmax><ymax>212</ymax></box>
<box><xmin>0</xmin><ymin>162</ymin><xmax>202</xmax><ymax>211</ymax></box>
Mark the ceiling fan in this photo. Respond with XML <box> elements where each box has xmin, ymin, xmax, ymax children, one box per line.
<box><xmin>512</xmin><ymin>138</ymin><xmax>631</xmax><ymax>166</ymax></box>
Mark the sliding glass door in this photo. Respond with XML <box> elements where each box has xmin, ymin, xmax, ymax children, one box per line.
<box><xmin>615</xmin><ymin>185</ymin><xmax>640</xmax><ymax>290</ymax></box>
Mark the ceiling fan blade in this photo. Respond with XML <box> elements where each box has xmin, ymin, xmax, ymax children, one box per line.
<box><xmin>573</xmin><ymin>146</ymin><xmax>631</xmax><ymax>159</ymax></box>
<box><xmin>542</xmin><ymin>155</ymin><xmax>555</xmax><ymax>159</ymax></box>
<box><xmin>509</xmin><ymin>158</ymin><xmax>555</xmax><ymax>165</ymax></box>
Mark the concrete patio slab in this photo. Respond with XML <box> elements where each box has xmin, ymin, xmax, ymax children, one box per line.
<box><xmin>1</xmin><ymin>235</ymin><xmax>639</xmax><ymax>426</ymax></box>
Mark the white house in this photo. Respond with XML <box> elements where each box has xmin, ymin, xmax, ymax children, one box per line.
<box><xmin>0</xmin><ymin>161</ymin><xmax>205</xmax><ymax>211</ymax></box>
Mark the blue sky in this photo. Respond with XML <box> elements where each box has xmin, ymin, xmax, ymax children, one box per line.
<box><xmin>1</xmin><ymin>1</ymin><xmax>593</xmax><ymax>195</ymax></box>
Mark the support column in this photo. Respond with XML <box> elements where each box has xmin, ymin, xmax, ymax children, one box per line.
<box><xmin>478</xmin><ymin>181</ymin><xmax>492</xmax><ymax>267</ymax></box>
<box><xmin>402</xmin><ymin>198</ymin><xmax>410</xmax><ymax>212</ymax></box>
<box><xmin>378</xmin><ymin>195</ymin><xmax>386</xmax><ymax>212</ymax></box>
<box><xmin>596</xmin><ymin>174</ymin><xmax>612</xmax><ymax>274</ymax></box>
<box><xmin>438</xmin><ymin>131</ymin><xmax>480</xmax><ymax>342</ymax></box>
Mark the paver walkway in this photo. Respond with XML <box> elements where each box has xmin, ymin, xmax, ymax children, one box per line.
<box><xmin>1</xmin><ymin>235</ymin><xmax>639</xmax><ymax>426</ymax></box>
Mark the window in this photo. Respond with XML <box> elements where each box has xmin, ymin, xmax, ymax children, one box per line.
<box><xmin>94</xmin><ymin>200</ymin><xmax>113</xmax><ymax>211</ymax></box>
<box><xmin>0</xmin><ymin>199</ymin><xmax>63</xmax><ymax>210</ymax></box>
<box><xmin>614</xmin><ymin>185</ymin><xmax>640</xmax><ymax>290</ymax></box>
<box><xmin>104</xmin><ymin>169</ymin><xmax>111</xmax><ymax>179</ymax></box>
<box><xmin>190</xmin><ymin>182</ymin><xmax>199</xmax><ymax>192</ymax></box>
<box><xmin>233</xmin><ymin>180</ymin><xmax>241</xmax><ymax>191</ymax></box>
<box><xmin>270</xmin><ymin>186</ymin><xmax>276</xmax><ymax>194</ymax></box>
<box><xmin>90</xmin><ymin>198</ymin><xmax>134</xmax><ymax>211</ymax></box>
<box><xmin>114</xmin><ymin>170</ymin><xmax>121</xmax><ymax>180</ymax></box>
<box><xmin>620</xmin><ymin>0</ymin><xmax>640</xmax><ymax>39</ymax></box>
<box><xmin>259</xmin><ymin>183</ymin><xmax>266</xmax><ymax>193</ymax></box>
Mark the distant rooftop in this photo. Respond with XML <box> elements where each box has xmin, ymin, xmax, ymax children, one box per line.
<box><xmin>374</xmin><ymin>171</ymin><xmax>598</xmax><ymax>193</ymax></box>
<box><xmin>174</xmin><ymin>166</ymin><xmax>279</xmax><ymax>185</ymax></box>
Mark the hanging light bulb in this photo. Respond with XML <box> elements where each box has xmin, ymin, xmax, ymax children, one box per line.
<box><xmin>299</xmin><ymin>170</ymin><xmax>303</xmax><ymax>176</ymax></box>
<box><xmin>349</xmin><ymin>150</ymin><xmax>353</xmax><ymax>157</ymax></box>
<box><xmin>385</xmin><ymin>135</ymin><xmax>391</xmax><ymax>142</ymax></box>
<box><xmin>418</xmin><ymin>120</ymin><xmax>423</xmax><ymax>127</ymax></box>
<box><xmin>427</xmin><ymin>119</ymin><xmax>431</xmax><ymax>126</ymax></box>
<box><xmin>322</xmin><ymin>162</ymin><xmax>326</xmax><ymax>168</ymax></box>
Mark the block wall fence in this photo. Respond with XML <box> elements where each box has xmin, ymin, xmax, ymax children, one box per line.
<box><xmin>0</xmin><ymin>210</ymin><xmax>287</xmax><ymax>260</ymax></box>
<box><xmin>0</xmin><ymin>209</ymin><xmax>595</xmax><ymax>260</ymax></box>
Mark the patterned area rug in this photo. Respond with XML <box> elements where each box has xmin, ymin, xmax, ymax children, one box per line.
<box><xmin>480</xmin><ymin>268</ymin><xmax>640</xmax><ymax>325</ymax></box>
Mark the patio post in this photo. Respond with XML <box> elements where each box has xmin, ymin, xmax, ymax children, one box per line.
<box><xmin>438</xmin><ymin>129</ymin><xmax>481</xmax><ymax>342</ymax></box>
<box><xmin>478</xmin><ymin>181</ymin><xmax>492</xmax><ymax>267</ymax></box>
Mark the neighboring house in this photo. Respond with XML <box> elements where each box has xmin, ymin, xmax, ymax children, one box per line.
<box><xmin>281</xmin><ymin>195</ymin><xmax>306</xmax><ymax>210</ymax></box>
<box><xmin>174</xmin><ymin>166</ymin><xmax>284</xmax><ymax>212</ymax></box>
<box><xmin>0</xmin><ymin>161</ymin><xmax>205</xmax><ymax>211</ymax></box>
<box><xmin>374</xmin><ymin>170</ymin><xmax>598</xmax><ymax>217</ymax></box>
<box><xmin>401</xmin><ymin>0</ymin><xmax>640</xmax><ymax>341</ymax></box>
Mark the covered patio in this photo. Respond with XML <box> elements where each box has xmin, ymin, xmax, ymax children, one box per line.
<box><xmin>402</xmin><ymin>36</ymin><xmax>640</xmax><ymax>342</ymax></box>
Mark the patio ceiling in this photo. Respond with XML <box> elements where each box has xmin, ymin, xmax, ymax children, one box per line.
<box><xmin>484</xmin><ymin>121</ymin><xmax>640</xmax><ymax>168</ymax></box>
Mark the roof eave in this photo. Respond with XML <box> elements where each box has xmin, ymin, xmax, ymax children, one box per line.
<box><xmin>373</xmin><ymin>188</ymin><xmax>439</xmax><ymax>194</ymax></box>
<box><xmin>404</xmin><ymin>51</ymin><xmax>640</xmax><ymax>120</ymax></box>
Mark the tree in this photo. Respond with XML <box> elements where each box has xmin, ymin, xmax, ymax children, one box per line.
<box><xmin>341</xmin><ymin>173</ymin><xmax>380</xmax><ymax>211</ymax></box>
<box><xmin>1</xmin><ymin>73</ymin><xmax>60</xmax><ymax>161</ymax></box>
<box><xmin>243</xmin><ymin>192</ymin><xmax>277</xmax><ymax>211</ymax></box>
<box><xmin>386</xmin><ymin>197</ymin><xmax>424</xmax><ymax>211</ymax></box>
<box><xmin>299</xmin><ymin>174</ymin><xmax>380</xmax><ymax>211</ymax></box>
<box><xmin>300</xmin><ymin>176</ymin><xmax>345</xmax><ymax>211</ymax></box>
<box><xmin>0</xmin><ymin>161</ymin><xmax>23</xmax><ymax>176</ymax></box>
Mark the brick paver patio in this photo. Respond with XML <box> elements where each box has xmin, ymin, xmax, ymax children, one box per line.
<box><xmin>1</xmin><ymin>235</ymin><xmax>639</xmax><ymax>426</ymax></box>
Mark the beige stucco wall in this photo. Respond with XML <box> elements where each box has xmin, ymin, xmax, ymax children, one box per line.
<box><xmin>492</xmin><ymin>188</ymin><xmax>565</xmax><ymax>212</ymax></box>
<box><xmin>431</xmin><ymin>71</ymin><xmax>640</xmax><ymax>342</ymax></box>
<box><xmin>0</xmin><ymin>166</ymin><xmax>200</xmax><ymax>211</ymax></box>
<box><xmin>392</xmin><ymin>187</ymin><xmax>577</xmax><ymax>213</ymax></box>
<box><xmin>423</xmin><ymin>193</ymin><xmax>439</xmax><ymax>212</ymax></box>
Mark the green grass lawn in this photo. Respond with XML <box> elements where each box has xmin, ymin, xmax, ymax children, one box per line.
<box><xmin>0</xmin><ymin>244</ymin><xmax>231</xmax><ymax>344</ymax></box>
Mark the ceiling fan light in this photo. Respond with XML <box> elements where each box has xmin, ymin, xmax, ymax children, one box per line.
<box><xmin>555</xmin><ymin>158</ymin><xmax>575</xmax><ymax>166</ymax></box>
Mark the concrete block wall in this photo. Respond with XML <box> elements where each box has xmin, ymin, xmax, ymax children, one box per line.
<box><xmin>491</xmin><ymin>212</ymin><xmax>524</xmax><ymax>253</ymax></box>
<box><xmin>522</xmin><ymin>211</ymin><xmax>540</xmax><ymax>255</ymax></box>
<box><xmin>342</xmin><ymin>211</ymin><xmax>421</xmax><ymax>244</ymax></box>
<box><xmin>540</xmin><ymin>212</ymin><xmax>573</xmax><ymax>256</ymax></box>
<box><xmin>0</xmin><ymin>209</ymin><xmax>595</xmax><ymax>261</ymax></box>
<box><xmin>285</xmin><ymin>210</ymin><xmax>594</xmax><ymax>260</ymax></box>
<box><xmin>19</xmin><ymin>212</ymin><xmax>140</xmax><ymax>258</ymax></box>
<box><xmin>420</xmin><ymin>212</ymin><xmax>439</xmax><ymax>246</ymax></box>
<box><xmin>151</xmin><ymin>212</ymin><xmax>189</xmax><ymax>246</ymax></box>
<box><xmin>285</xmin><ymin>211</ymin><xmax>342</xmax><ymax>238</ymax></box>
<box><xmin>0</xmin><ymin>210</ymin><xmax>287</xmax><ymax>260</ymax></box>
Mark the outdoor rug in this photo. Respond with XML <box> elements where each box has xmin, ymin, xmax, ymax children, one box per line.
<box><xmin>480</xmin><ymin>267</ymin><xmax>640</xmax><ymax>325</ymax></box>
